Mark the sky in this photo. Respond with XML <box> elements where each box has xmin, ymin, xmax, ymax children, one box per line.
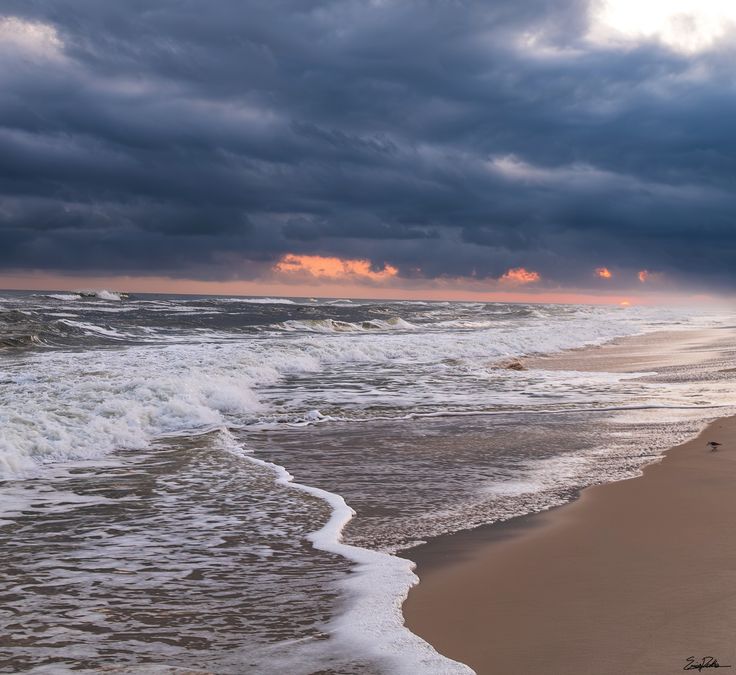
<box><xmin>2</xmin><ymin>0</ymin><xmax>736</xmax><ymax>303</ymax></box>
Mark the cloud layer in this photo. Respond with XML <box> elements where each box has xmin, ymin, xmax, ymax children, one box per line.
<box><xmin>2</xmin><ymin>0</ymin><xmax>736</xmax><ymax>292</ymax></box>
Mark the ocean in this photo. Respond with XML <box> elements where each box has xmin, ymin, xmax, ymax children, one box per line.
<box><xmin>0</xmin><ymin>291</ymin><xmax>734</xmax><ymax>673</ymax></box>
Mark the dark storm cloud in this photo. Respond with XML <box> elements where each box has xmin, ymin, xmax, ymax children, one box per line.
<box><xmin>2</xmin><ymin>0</ymin><xmax>736</xmax><ymax>288</ymax></box>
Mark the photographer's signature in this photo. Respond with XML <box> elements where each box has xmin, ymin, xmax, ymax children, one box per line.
<box><xmin>684</xmin><ymin>656</ymin><xmax>732</xmax><ymax>671</ymax></box>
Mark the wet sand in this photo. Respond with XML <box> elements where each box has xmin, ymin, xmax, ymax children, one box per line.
<box><xmin>403</xmin><ymin>327</ymin><xmax>736</xmax><ymax>675</ymax></box>
<box><xmin>527</xmin><ymin>325</ymin><xmax>736</xmax><ymax>372</ymax></box>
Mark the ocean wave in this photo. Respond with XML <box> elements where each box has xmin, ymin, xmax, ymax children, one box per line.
<box><xmin>0</xmin><ymin>311</ymin><xmax>63</xmax><ymax>351</ymax></box>
<box><xmin>223</xmin><ymin>297</ymin><xmax>297</xmax><ymax>305</ymax></box>
<box><xmin>430</xmin><ymin>318</ymin><xmax>507</xmax><ymax>330</ymax></box>
<box><xmin>0</xmin><ymin>334</ymin><xmax>45</xmax><ymax>350</ymax></box>
<box><xmin>0</xmin><ymin>312</ymin><xmax>136</xmax><ymax>352</ymax></box>
<box><xmin>0</xmin><ymin>317</ymin><xmax>629</xmax><ymax>474</ymax></box>
<box><xmin>325</xmin><ymin>299</ymin><xmax>356</xmax><ymax>306</ymax></box>
<box><xmin>0</xmin><ymin>346</ymin><xmax>271</xmax><ymax>476</ymax></box>
<box><xmin>279</xmin><ymin>317</ymin><xmax>418</xmax><ymax>332</ymax></box>
<box><xmin>55</xmin><ymin>318</ymin><xmax>127</xmax><ymax>338</ymax></box>
<box><xmin>76</xmin><ymin>289</ymin><xmax>127</xmax><ymax>301</ymax></box>
<box><xmin>43</xmin><ymin>293</ymin><xmax>82</xmax><ymax>301</ymax></box>
<box><xmin>42</xmin><ymin>290</ymin><xmax>128</xmax><ymax>301</ymax></box>
<box><xmin>0</xmin><ymin>302</ymin><xmax>724</xmax><ymax>477</ymax></box>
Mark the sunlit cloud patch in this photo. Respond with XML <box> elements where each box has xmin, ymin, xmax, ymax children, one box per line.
<box><xmin>274</xmin><ymin>254</ymin><xmax>399</xmax><ymax>282</ymax></box>
<box><xmin>500</xmin><ymin>267</ymin><xmax>541</xmax><ymax>284</ymax></box>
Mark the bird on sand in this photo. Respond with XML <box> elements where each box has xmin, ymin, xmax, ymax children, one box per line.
<box><xmin>707</xmin><ymin>441</ymin><xmax>722</xmax><ymax>451</ymax></box>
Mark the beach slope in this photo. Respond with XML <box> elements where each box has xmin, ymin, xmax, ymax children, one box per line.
<box><xmin>404</xmin><ymin>328</ymin><xmax>736</xmax><ymax>675</ymax></box>
<box><xmin>404</xmin><ymin>416</ymin><xmax>736</xmax><ymax>675</ymax></box>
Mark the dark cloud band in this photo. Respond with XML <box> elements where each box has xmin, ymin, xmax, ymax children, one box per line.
<box><xmin>1</xmin><ymin>1</ymin><xmax>735</xmax><ymax>289</ymax></box>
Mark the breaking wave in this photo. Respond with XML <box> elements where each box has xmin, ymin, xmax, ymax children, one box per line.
<box><xmin>279</xmin><ymin>317</ymin><xmax>417</xmax><ymax>332</ymax></box>
<box><xmin>0</xmin><ymin>312</ymin><xmax>134</xmax><ymax>352</ymax></box>
<box><xmin>42</xmin><ymin>289</ymin><xmax>128</xmax><ymax>301</ymax></box>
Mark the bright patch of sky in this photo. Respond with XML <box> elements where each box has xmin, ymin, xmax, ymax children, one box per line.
<box><xmin>0</xmin><ymin>16</ymin><xmax>63</xmax><ymax>60</ymax></box>
<box><xmin>590</xmin><ymin>0</ymin><xmax>736</xmax><ymax>52</ymax></box>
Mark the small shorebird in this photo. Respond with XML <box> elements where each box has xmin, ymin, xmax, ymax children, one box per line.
<box><xmin>707</xmin><ymin>441</ymin><xmax>722</xmax><ymax>452</ymax></box>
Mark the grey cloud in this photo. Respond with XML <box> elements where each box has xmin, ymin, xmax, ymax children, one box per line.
<box><xmin>1</xmin><ymin>0</ymin><xmax>735</xmax><ymax>289</ymax></box>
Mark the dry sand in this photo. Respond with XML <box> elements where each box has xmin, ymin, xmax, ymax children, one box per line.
<box><xmin>403</xmin><ymin>327</ymin><xmax>736</xmax><ymax>675</ymax></box>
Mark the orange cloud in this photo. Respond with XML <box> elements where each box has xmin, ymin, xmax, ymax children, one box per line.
<box><xmin>274</xmin><ymin>254</ymin><xmax>399</xmax><ymax>282</ymax></box>
<box><xmin>595</xmin><ymin>267</ymin><xmax>612</xmax><ymax>279</ymax></box>
<box><xmin>500</xmin><ymin>267</ymin><xmax>541</xmax><ymax>284</ymax></box>
<box><xmin>638</xmin><ymin>270</ymin><xmax>650</xmax><ymax>282</ymax></box>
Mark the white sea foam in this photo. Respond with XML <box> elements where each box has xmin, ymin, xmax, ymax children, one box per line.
<box><xmin>56</xmin><ymin>319</ymin><xmax>127</xmax><ymax>338</ymax></box>
<box><xmin>0</xmin><ymin>304</ymin><xmax>724</xmax><ymax>478</ymax></box>
<box><xmin>95</xmin><ymin>290</ymin><xmax>125</xmax><ymax>301</ymax></box>
<box><xmin>325</xmin><ymin>299</ymin><xmax>356</xmax><ymax>306</ymax></box>
<box><xmin>225</xmin><ymin>433</ymin><xmax>474</xmax><ymax>675</ymax></box>
<box><xmin>280</xmin><ymin>317</ymin><xmax>418</xmax><ymax>332</ymax></box>
<box><xmin>483</xmin><ymin>406</ymin><xmax>722</xmax><ymax>503</ymax></box>
<box><xmin>0</xmin><ymin>347</ymin><xmax>268</xmax><ymax>477</ymax></box>
<box><xmin>230</xmin><ymin>297</ymin><xmax>297</xmax><ymax>305</ymax></box>
<box><xmin>43</xmin><ymin>293</ymin><xmax>81</xmax><ymax>301</ymax></box>
<box><xmin>70</xmin><ymin>289</ymin><xmax>126</xmax><ymax>301</ymax></box>
<box><xmin>40</xmin><ymin>290</ymin><xmax>127</xmax><ymax>301</ymax></box>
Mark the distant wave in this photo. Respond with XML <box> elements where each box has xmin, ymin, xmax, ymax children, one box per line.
<box><xmin>43</xmin><ymin>294</ymin><xmax>81</xmax><ymax>301</ymax></box>
<box><xmin>325</xmin><ymin>299</ymin><xmax>356</xmax><ymax>306</ymax></box>
<box><xmin>0</xmin><ymin>310</ymin><xmax>56</xmax><ymax>352</ymax></box>
<box><xmin>1</xmin><ymin>301</ymin><xmax>727</xmax><ymax>476</ymax></box>
<box><xmin>279</xmin><ymin>317</ymin><xmax>417</xmax><ymax>332</ymax></box>
<box><xmin>221</xmin><ymin>297</ymin><xmax>297</xmax><ymax>305</ymax></box>
<box><xmin>56</xmin><ymin>318</ymin><xmax>127</xmax><ymax>338</ymax></box>
<box><xmin>0</xmin><ymin>311</ymin><xmax>133</xmax><ymax>352</ymax></box>
<box><xmin>78</xmin><ymin>289</ymin><xmax>127</xmax><ymax>301</ymax></box>
<box><xmin>0</xmin><ymin>333</ymin><xmax>44</xmax><ymax>350</ymax></box>
<box><xmin>42</xmin><ymin>290</ymin><xmax>127</xmax><ymax>301</ymax></box>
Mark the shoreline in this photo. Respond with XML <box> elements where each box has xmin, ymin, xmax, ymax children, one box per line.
<box><xmin>402</xmin><ymin>328</ymin><xmax>736</xmax><ymax>675</ymax></box>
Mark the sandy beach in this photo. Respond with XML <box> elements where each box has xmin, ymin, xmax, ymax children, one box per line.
<box><xmin>403</xmin><ymin>328</ymin><xmax>736</xmax><ymax>675</ymax></box>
